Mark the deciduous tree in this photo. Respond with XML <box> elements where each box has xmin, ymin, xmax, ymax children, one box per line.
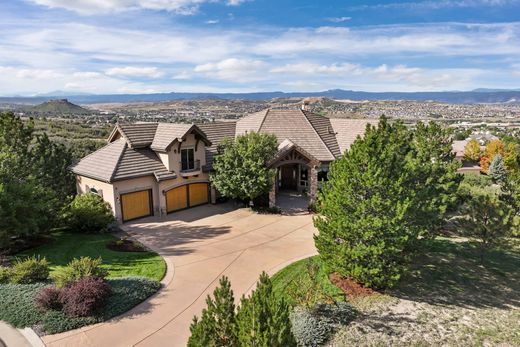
<box><xmin>211</xmin><ymin>132</ymin><xmax>278</xmax><ymax>203</ymax></box>
<box><xmin>463</xmin><ymin>139</ymin><xmax>481</xmax><ymax>162</ymax></box>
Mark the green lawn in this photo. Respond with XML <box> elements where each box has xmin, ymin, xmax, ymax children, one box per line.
<box><xmin>17</xmin><ymin>232</ymin><xmax>166</xmax><ymax>282</ymax></box>
<box><xmin>271</xmin><ymin>255</ymin><xmax>345</xmax><ymax>307</ymax></box>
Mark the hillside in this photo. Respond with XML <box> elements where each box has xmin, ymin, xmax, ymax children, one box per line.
<box><xmin>27</xmin><ymin>99</ymin><xmax>92</xmax><ymax>115</ymax></box>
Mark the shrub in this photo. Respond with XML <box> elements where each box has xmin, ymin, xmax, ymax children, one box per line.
<box><xmin>0</xmin><ymin>266</ymin><xmax>10</xmax><ymax>284</ymax></box>
<box><xmin>52</xmin><ymin>256</ymin><xmax>108</xmax><ymax>288</ymax></box>
<box><xmin>59</xmin><ymin>276</ymin><xmax>112</xmax><ymax>317</ymax></box>
<box><xmin>9</xmin><ymin>256</ymin><xmax>49</xmax><ymax>284</ymax></box>
<box><xmin>35</xmin><ymin>286</ymin><xmax>62</xmax><ymax>311</ymax></box>
<box><xmin>290</xmin><ymin>302</ymin><xmax>357</xmax><ymax>347</ymax></box>
<box><xmin>63</xmin><ymin>193</ymin><xmax>114</xmax><ymax>233</ymax></box>
<box><xmin>0</xmin><ymin>277</ymin><xmax>160</xmax><ymax>334</ymax></box>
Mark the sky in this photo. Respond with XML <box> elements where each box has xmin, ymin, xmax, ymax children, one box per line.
<box><xmin>1</xmin><ymin>0</ymin><xmax>520</xmax><ymax>95</ymax></box>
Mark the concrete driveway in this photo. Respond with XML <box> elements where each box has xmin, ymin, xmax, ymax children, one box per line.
<box><xmin>43</xmin><ymin>203</ymin><xmax>317</xmax><ymax>347</ymax></box>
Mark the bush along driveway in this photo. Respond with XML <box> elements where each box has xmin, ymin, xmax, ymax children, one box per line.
<box><xmin>0</xmin><ymin>231</ymin><xmax>166</xmax><ymax>335</ymax></box>
<box><xmin>42</xmin><ymin>203</ymin><xmax>318</xmax><ymax>347</ymax></box>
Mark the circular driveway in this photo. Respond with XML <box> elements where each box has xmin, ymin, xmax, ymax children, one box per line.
<box><xmin>43</xmin><ymin>203</ymin><xmax>317</xmax><ymax>347</ymax></box>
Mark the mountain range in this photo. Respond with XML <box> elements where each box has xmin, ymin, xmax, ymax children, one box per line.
<box><xmin>1</xmin><ymin>89</ymin><xmax>520</xmax><ymax>105</ymax></box>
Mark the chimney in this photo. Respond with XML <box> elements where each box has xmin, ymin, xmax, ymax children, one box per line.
<box><xmin>301</xmin><ymin>100</ymin><xmax>310</xmax><ymax>111</ymax></box>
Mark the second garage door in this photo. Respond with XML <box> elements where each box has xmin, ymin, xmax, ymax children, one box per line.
<box><xmin>188</xmin><ymin>183</ymin><xmax>209</xmax><ymax>207</ymax></box>
<box><xmin>165</xmin><ymin>183</ymin><xmax>209</xmax><ymax>214</ymax></box>
<box><xmin>166</xmin><ymin>185</ymin><xmax>188</xmax><ymax>213</ymax></box>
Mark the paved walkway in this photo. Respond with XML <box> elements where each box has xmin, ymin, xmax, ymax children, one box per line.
<box><xmin>43</xmin><ymin>203</ymin><xmax>317</xmax><ymax>347</ymax></box>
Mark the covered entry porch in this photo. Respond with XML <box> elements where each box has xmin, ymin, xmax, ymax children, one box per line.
<box><xmin>268</xmin><ymin>140</ymin><xmax>321</xmax><ymax>209</ymax></box>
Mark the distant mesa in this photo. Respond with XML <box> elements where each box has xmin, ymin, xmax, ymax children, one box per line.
<box><xmin>29</xmin><ymin>99</ymin><xmax>92</xmax><ymax>115</ymax></box>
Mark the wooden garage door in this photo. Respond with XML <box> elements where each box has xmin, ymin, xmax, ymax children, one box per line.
<box><xmin>166</xmin><ymin>185</ymin><xmax>188</xmax><ymax>213</ymax></box>
<box><xmin>121</xmin><ymin>190</ymin><xmax>152</xmax><ymax>222</ymax></box>
<box><xmin>189</xmin><ymin>183</ymin><xmax>209</xmax><ymax>207</ymax></box>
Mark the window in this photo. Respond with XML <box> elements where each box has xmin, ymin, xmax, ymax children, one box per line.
<box><xmin>181</xmin><ymin>148</ymin><xmax>195</xmax><ymax>171</ymax></box>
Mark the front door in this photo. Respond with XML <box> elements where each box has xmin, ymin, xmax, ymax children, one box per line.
<box><xmin>280</xmin><ymin>165</ymin><xmax>297</xmax><ymax>190</ymax></box>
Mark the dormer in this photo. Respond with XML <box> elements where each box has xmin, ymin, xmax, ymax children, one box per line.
<box><xmin>150</xmin><ymin>123</ymin><xmax>212</xmax><ymax>177</ymax></box>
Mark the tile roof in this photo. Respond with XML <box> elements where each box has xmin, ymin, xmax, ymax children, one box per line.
<box><xmin>257</xmin><ymin>109</ymin><xmax>335</xmax><ymax>161</ymax></box>
<box><xmin>197</xmin><ymin>121</ymin><xmax>237</xmax><ymax>171</ymax></box>
<box><xmin>302</xmin><ymin>111</ymin><xmax>342</xmax><ymax>158</ymax></box>
<box><xmin>150</xmin><ymin>123</ymin><xmax>194</xmax><ymax>152</ymax></box>
<box><xmin>329</xmin><ymin>118</ymin><xmax>377</xmax><ymax>155</ymax></box>
<box><xmin>118</xmin><ymin>123</ymin><xmax>158</xmax><ymax>148</ymax></box>
<box><xmin>71</xmin><ymin>138</ymin><xmax>126</xmax><ymax>182</ymax></box>
<box><xmin>235</xmin><ymin>109</ymin><xmax>268</xmax><ymax>136</ymax></box>
<box><xmin>112</xmin><ymin>146</ymin><xmax>171</xmax><ymax>182</ymax></box>
<box><xmin>71</xmin><ymin>137</ymin><xmax>174</xmax><ymax>183</ymax></box>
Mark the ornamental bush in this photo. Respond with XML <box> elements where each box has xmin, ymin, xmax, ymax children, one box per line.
<box><xmin>35</xmin><ymin>286</ymin><xmax>62</xmax><ymax>311</ymax></box>
<box><xmin>52</xmin><ymin>256</ymin><xmax>108</xmax><ymax>288</ymax></box>
<box><xmin>59</xmin><ymin>276</ymin><xmax>112</xmax><ymax>317</ymax></box>
<box><xmin>63</xmin><ymin>193</ymin><xmax>114</xmax><ymax>233</ymax></box>
<box><xmin>9</xmin><ymin>256</ymin><xmax>49</xmax><ymax>284</ymax></box>
<box><xmin>290</xmin><ymin>302</ymin><xmax>357</xmax><ymax>347</ymax></box>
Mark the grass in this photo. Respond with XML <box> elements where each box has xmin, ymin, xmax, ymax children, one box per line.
<box><xmin>271</xmin><ymin>256</ymin><xmax>345</xmax><ymax>307</ymax></box>
<box><xmin>0</xmin><ymin>277</ymin><xmax>160</xmax><ymax>335</ymax></box>
<box><xmin>272</xmin><ymin>238</ymin><xmax>520</xmax><ymax>346</ymax></box>
<box><xmin>16</xmin><ymin>231</ymin><xmax>166</xmax><ymax>282</ymax></box>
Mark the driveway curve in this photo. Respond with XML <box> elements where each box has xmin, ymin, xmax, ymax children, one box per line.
<box><xmin>43</xmin><ymin>203</ymin><xmax>317</xmax><ymax>347</ymax></box>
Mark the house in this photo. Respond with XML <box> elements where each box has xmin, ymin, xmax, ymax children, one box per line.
<box><xmin>452</xmin><ymin>139</ymin><xmax>483</xmax><ymax>174</ymax></box>
<box><xmin>71</xmin><ymin>108</ymin><xmax>375</xmax><ymax>223</ymax></box>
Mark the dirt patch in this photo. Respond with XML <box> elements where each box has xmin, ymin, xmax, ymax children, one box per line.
<box><xmin>329</xmin><ymin>273</ymin><xmax>375</xmax><ymax>298</ymax></box>
<box><xmin>106</xmin><ymin>239</ymin><xmax>147</xmax><ymax>252</ymax></box>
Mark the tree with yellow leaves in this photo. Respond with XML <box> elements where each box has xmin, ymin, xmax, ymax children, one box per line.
<box><xmin>463</xmin><ymin>139</ymin><xmax>481</xmax><ymax>162</ymax></box>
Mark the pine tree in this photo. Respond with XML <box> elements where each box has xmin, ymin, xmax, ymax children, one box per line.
<box><xmin>314</xmin><ymin>117</ymin><xmax>461</xmax><ymax>289</ymax></box>
<box><xmin>235</xmin><ymin>272</ymin><xmax>296</xmax><ymax>347</ymax></box>
<box><xmin>489</xmin><ymin>154</ymin><xmax>508</xmax><ymax>184</ymax></box>
<box><xmin>188</xmin><ymin>276</ymin><xmax>237</xmax><ymax>347</ymax></box>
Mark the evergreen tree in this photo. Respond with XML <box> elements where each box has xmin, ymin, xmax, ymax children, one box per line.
<box><xmin>456</xmin><ymin>189</ymin><xmax>513</xmax><ymax>263</ymax></box>
<box><xmin>211</xmin><ymin>132</ymin><xmax>278</xmax><ymax>203</ymax></box>
<box><xmin>314</xmin><ymin>117</ymin><xmax>461</xmax><ymax>288</ymax></box>
<box><xmin>188</xmin><ymin>276</ymin><xmax>237</xmax><ymax>347</ymax></box>
<box><xmin>489</xmin><ymin>154</ymin><xmax>507</xmax><ymax>184</ymax></box>
<box><xmin>32</xmin><ymin>133</ymin><xmax>76</xmax><ymax>202</ymax></box>
<box><xmin>235</xmin><ymin>272</ymin><xmax>296</xmax><ymax>347</ymax></box>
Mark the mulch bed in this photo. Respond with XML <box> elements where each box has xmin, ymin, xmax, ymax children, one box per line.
<box><xmin>330</xmin><ymin>272</ymin><xmax>375</xmax><ymax>298</ymax></box>
<box><xmin>106</xmin><ymin>239</ymin><xmax>147</xmax><ymax>252</ymax></box>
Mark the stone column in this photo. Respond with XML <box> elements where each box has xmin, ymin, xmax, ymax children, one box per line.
<box><xmin>210</xmin><ymin>185</ymin><xmax>217</xmax><ymax>204</ymax></box>
<box><xmin>309</xmin><ymin>164</ymin><xmax>318</xmax><ymax>204</ymax></box>
<box><xmin>269</xmin><ymin>170</ymin><xmax>277</xmax><ymax>208</ymax></box>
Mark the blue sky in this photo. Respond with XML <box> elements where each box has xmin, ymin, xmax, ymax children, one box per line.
<box><xmin>1</xmin><ymin>0</ymin><xmax>519</xmax><ymax>95</ymax></box>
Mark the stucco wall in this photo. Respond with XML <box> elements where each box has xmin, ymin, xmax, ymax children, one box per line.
<box><xmin>162</xmin><ymin>133</ymin><xmax>207</xmax><ymax>174</ymax></box>
<box><xmin>111</xmin><ymin>176</ymin><xmax>160</xmax><ymax>223</ymax></box>
<box><xmin>158</xmin><ymin>173</ymin><xmax>210</xmax><ymax>215</ymax></box>
<box><xmin>76</xmin><ymin>176</ymin><xmax>116</xmax><ymax>216</ymax></box>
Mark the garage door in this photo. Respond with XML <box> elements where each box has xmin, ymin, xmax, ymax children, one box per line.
<box><xmin>121</xmin><ymin>190</ymin><xmax>152</xmax><ymax>222</ymax></box>
<box><xmin>189</xmin><ymin>183</ymin><xmax>209</xmax><ymax>207</ymax></box>
<box><xmin>166</xmin><ymin>185</ymin><xmax>188</xmax><ymax>213</ymax></box>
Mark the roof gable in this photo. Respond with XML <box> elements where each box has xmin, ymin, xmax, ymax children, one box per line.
<box><xmin>258</xmin><ymin>109</ymin><xmax>335</xmax><ymax>162</ymax></box>
<box><xmin>150</xmin><ymin>123</ymin><xmax>211</xmax><ymax>152</ymax></box>
<box><xmin>235</xmin><ymin>109</ymin><xmax>268</xmax><ymax>136</ymax></box>
<box><xmin>329</xmin><ymin>119</ymin><xmax>377</xmax><ymax>154</ymax></box>
<box><xmin>109</xmin><ymin>123</ymin><xmax>158</xmax><ymax>148</ymax></box>
<box><xmin>70</xmin><ymin>138</ymin><xmax>126</xmax><ymax>182</ymax></box>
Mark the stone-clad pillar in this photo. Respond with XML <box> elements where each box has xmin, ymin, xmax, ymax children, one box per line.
<box><xmin>269</xmin><ymin>168</ymin><xmax>277</xmax><ymax>208</ymax></box>
<box><xmin>309</xmin><ymin>164</ymin><xmax>318</xmax><ymax>204</ymax></box>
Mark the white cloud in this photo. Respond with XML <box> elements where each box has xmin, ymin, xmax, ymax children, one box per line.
<box><xmin>194</xmin><ymin>58</ymin><xmax>266</xmax><ymax>81</ymax></box>
<box><xmin>271</xmin><ymin>62</ymin><xmax>361</xmax><ymax>75</ymax></box>
<box><xmin>327</xmin><ymin>16</ymin><xmax>351</xmax><ymax>23</ymax></box>
<box><xmin>205</xmin><ymin>19</ymin><xmax>219</xmax><ymax>24</ymax></box>
<box><xmin>26</xmin><ymin>0</ymin><xmax>242</xmax><ymax>15</ymax></box>
<box><xmin>348</xmin><ymin>0</ymin><xmax>519</xmax><ymax>11</ymax></box>
<box><xmin>105</xmin><ymin>66</ymin><xmax>164</xmax><ymax>78</ymax></box>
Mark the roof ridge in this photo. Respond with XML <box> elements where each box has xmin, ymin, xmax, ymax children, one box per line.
<box><xmin>257</xmin><ymin>108</ymin><xmax>270</xmax><ymax>132</ymax></box>
<box><xmin>109</xmin><ymin>141</ymin><xmax>128</xmax><ymax>183</ymax></box>
<box><xmin>299</xmin><ymin>109</ymin><xmax>334</xmax><ymax>159</ymax></box>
